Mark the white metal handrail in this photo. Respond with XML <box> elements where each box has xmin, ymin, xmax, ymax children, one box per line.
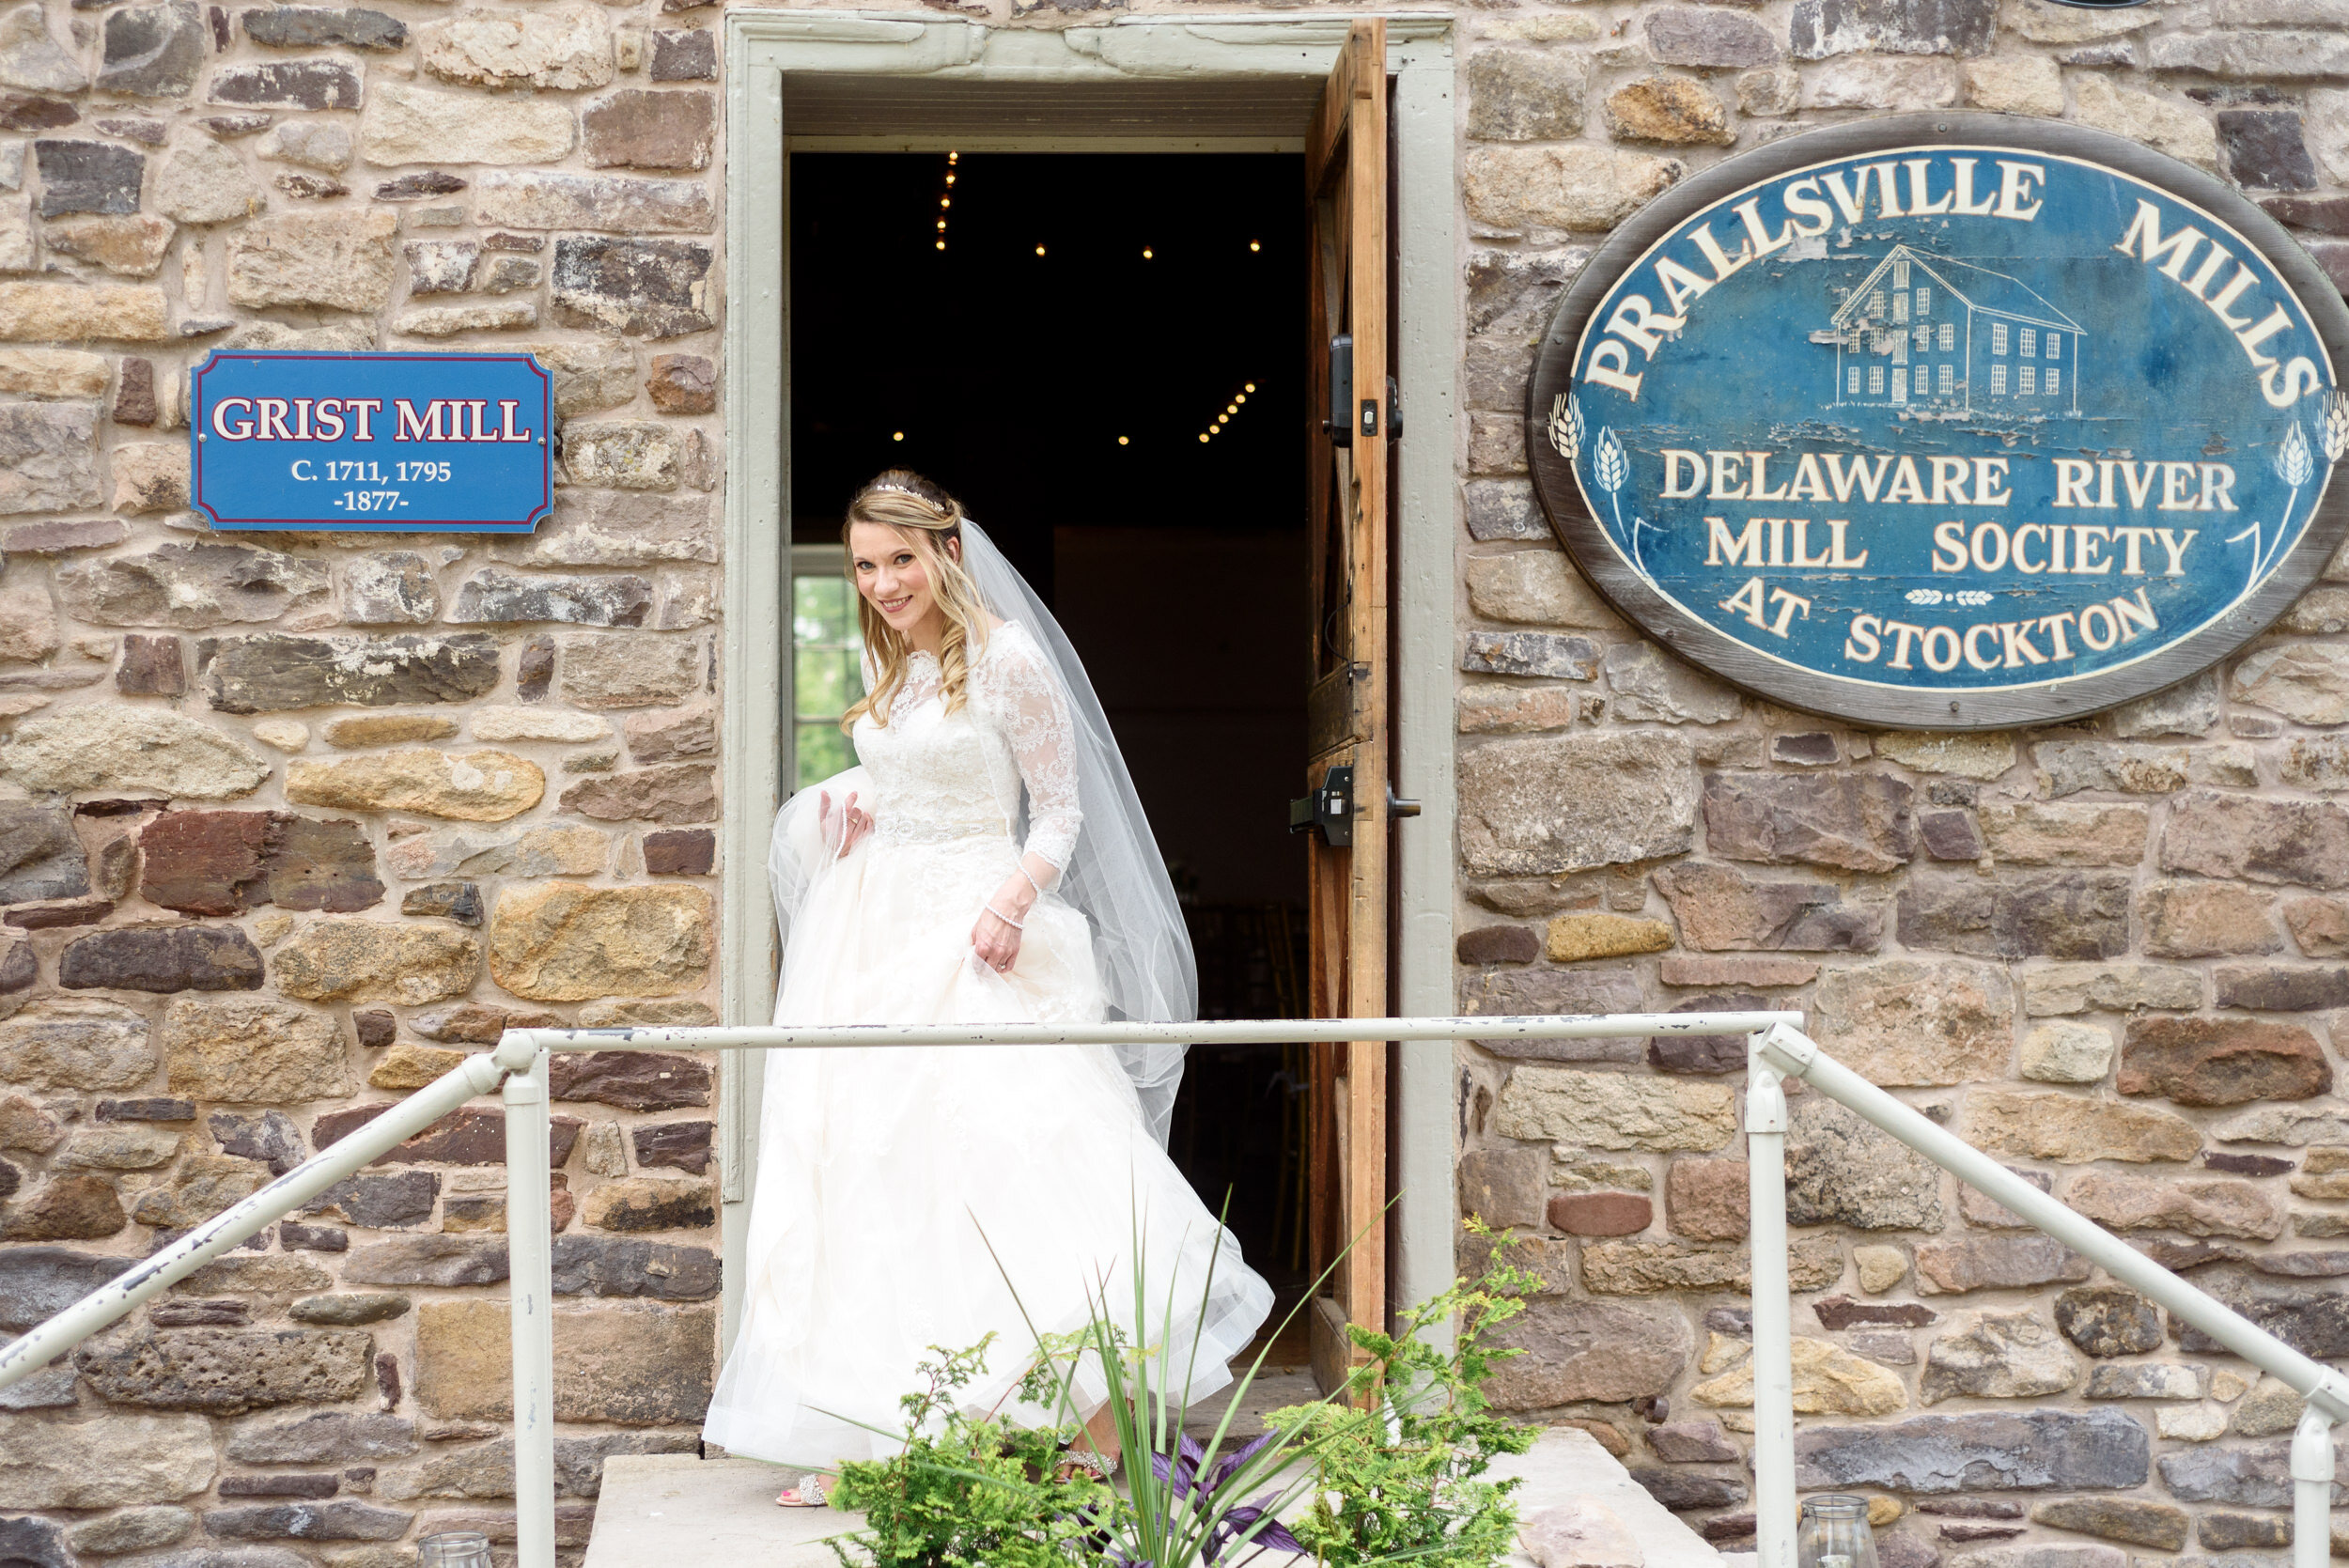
<box><xmin>0</xmin><ymin>1010</ymin><xmax>1801</xmax><ymax>1568</ymax></box>
<box><xmin>1746</xmin><ymin>1021</ymin><xmax>2349</xmax><ymax>1568</ymax></box>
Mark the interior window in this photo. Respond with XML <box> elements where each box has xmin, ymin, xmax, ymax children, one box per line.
<box><xmin>792</xmin><ymin>549</ymin><xmax>866</xmax><ymax>789</ymax></box>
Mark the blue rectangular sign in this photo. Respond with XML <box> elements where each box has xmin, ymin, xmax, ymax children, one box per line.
<box><xmin>192</xmin><ymin>350</ymin><xmax>553</xmax><ymax>533</ymax></box>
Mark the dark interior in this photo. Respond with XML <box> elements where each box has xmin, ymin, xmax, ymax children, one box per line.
<box><xmin>789</xmin><ymin>151</ymin><xmax>1314</xmax><ymax>1322</ymax></box>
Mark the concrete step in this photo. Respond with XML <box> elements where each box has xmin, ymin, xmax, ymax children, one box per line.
<box><xmin>586</xmin><ymin>1425</ymin><xmax>1723</xmax><ymax>1568</ymax></box>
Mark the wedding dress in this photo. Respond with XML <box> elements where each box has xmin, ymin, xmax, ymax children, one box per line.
<box><xmin>702</xmin><ymin>613</ymin><xmax>1273</xmax><ymax>1468</ymax></box>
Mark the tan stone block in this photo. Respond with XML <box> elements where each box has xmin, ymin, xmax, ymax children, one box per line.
<box><xmin>2140</xmin><ymin>880</ymin><xmax>2284</xmax><ymax>958</ymax></box>
<box><xmin>2286</xmin><ymin>895</ymin><xmax>2349</xmax><ymax>956</ymax></box>
<box><xmin>1658</xmin><ymin>955</ymin><xmax>1819</xmax><ymax>987</ymax></box>
<box><xmin>2020</xmin><ymin>1020</ymin><xmax>2114</xmax><ymax>1084</ymax></box>
<box><xmin>1464</xmin><ymin>144</ymin><xmax>1683</xmax><ymax>233</ymax></box>
<box><xmin>1692</xmin><ymin>1337</ymin><xmax>1906</xmax><ymax>1416</ymax></box>
<box><xmin>322</xmin><ymin>714</ymin><xmax>460</xmax><ymax>748</ymax></box>
<box><xmin>2066</xmin><ymin>1171</ymin><xmax>2279</xmax><ymax>1239</ymax></box>
<box><xmin>393</xmin><ymin>303</ymin><xmax>537</xmax><ymax>337</ymax></box>
<box><xmin>0</xmin><ymin>281</ymin><xmax>168</xmax><ymax>341</ymax></box>
<box><xmin>1546</xmin><ymin>912</ymin><xmax>1672</xmax><ymax>962</ymax></box>
<box><xmin>1962</xmin><ymin>54</ymin><xmax>2062</xmax><ymax>116</ymax></box>
<box><xmin>1604</xmin><ymin>76</ymin><xmax>1735</xmax><ymax>146</ymax></box>
<box><xmin>361</xmin><ymin>82</ymin><xmax>577</xmax><ymax>166</ymax></box>
<box><xmin>421</xmin><ymin>3</ymin><xmax>614</xmax><ymax>90</ymax></box>
<box><xmin>1965</xmin><ymin>1087</ymin><xmax>2201</xmax><ymax>1164</ymax></box>
<box><xmin>1457</xmin><ymin>684</ymin><xmax>1575</xmax><ymax>735</ymax></box>
<box><xmin>272</xmin><ymin>918</ymin><xmax>481</xmax><ymax>1007</ymax></box>
<box><xmin>1</xmin><ymin>706</ymin><xmax>268</xmax><ymax>799</ymax></box>
<box><xmin>2021</xmin><ymin>962</ymin><xmax>2201</xmax><ymax>1017</ymax></box>
<box><xmin>0</xmin><ymin>1414</ymin><xmax>215</xmax><ymax>1508</ymax></box>
<box><xmin>1665</xmin><ymin>1156</ymin><xmax>1748</xmax><ymax>1241</ymax></box>
<box><xmin>112</xmin><ymin>442</ymin><xmax>189</xmax><ymax>514</ymax></box>
<box><xmin>1580</xmin><ymin>1235</ymin><xmax>1842</xmax><ymax>1295</ymax></box>
<box><xmin>2075</xmin><ymin>76</ymin><xmax>2218</xmax><ymax>171</ymax></box>
<box><xmin>1465</xmin><ymin>549</ymin><xmax>1623</xmax><ymax>628</ymax></box>
<box><xmin>1804</xmin><ymin>57</ymin><xmax>1958</xmax><ymax>110</ymax></box>
<box><xmin>1813</xmin><ymin>959</ymin><xmax>2013</xmax><ymax>1087</ymax></box>
<box><xmin>1875</xmin><ymin>730</ymin><xmax>2015</xmax><ymax>781</ymax></box>
<box><xmin>414</xmin><ymin>1296</ymin><xmax>714</xmax><ymax>1424</ymax></box>
<box><xmin>286</xmin><ymin>749</ymin><xmax>545</xmax><ymax>822</ymax></box>
<box><xmin>488</xmin><ymin>881</ymin><xmax>713</xmax><ymax>1001</ymax></box>
<box><xmin>163</xmin><ymin>997</ymin><xmax>351</xmax><ymax>1103</ymax></box>
<box><xmin>369</xmin><ymin>1043</ymin><xmax>467</xmax><ymax>1091</ymax></box>
<box><xmin>226</xmin><ymin>210</ymin><xmax>399</xmax><ymax>314</ymax></box>
<box><xmin>1979</xmin><ymin>803</ymin><xmax>2148</xmax><ymax>867</ymax></box>
<box><xmin>0</xmin><ymin>349</ymin><xmax>105</xmax><ymax>398</ymax></box>
<box><xmin>1495</xmin><ymin>1066</ymin><xmax>1735</xmax><ymax>1152</ymax></box>
<box><xmin>44</xmin><ymin>215</ymin><xmax>176</xmax><ymax>278</ymax></box>
<box><xmin>1853</xmin><ymin>1243</ymin><xmax>1907</xmax><ymax>1295</ymax></box>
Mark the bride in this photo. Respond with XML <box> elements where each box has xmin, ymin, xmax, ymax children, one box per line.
<box><xmin>702</xmin><ymin>471</ymin><xmax>1273</xmax><ymax>1503</ymax></box>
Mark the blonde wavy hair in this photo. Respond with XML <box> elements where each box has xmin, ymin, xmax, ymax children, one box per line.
<box><xmin>841</xmin><ymin>471</ymin><xmax>992</xmax><ymax>731</ymax></box>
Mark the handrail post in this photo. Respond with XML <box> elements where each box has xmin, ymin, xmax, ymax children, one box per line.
<box><xmin>2294</xmin><ymin>1405</ymin><xmax>2334</xmax><ymax>1568</ymax></box>
<box><xmin>500</xmin><ymin>1033</ymin><xmax>558</xmax><ymax>1568</ymax></box>
<box><xmin>1746</xmin><ymin>1034</ymin><xmax>1797</xmax><ymax>1568</ymax></box>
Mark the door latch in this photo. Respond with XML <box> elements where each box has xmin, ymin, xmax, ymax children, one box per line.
<box><xmin>1324</xmin><ymin>334</ymin><xmax>1352</xmax><ymax>448</ymax></box>
<box><xmin>1288</xmin><ymin>763</ymin><xmax>1356</xmax><ymax>847</ymax></box>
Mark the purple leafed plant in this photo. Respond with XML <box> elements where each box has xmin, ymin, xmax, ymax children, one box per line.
<box><xmin>1152</xmin><ymin>1433</ymin><xmax>1306</xmax><ymax>1565</ymax></box>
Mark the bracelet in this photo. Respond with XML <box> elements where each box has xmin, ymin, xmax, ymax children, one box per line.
<box><xmin>986</xmin><ymin>903</ymin><xmax>1026</xmax><ymax>930</ymax></box>
<box><xmin>1019</xmin><ymin>864</ymin><xmax>1046</xmax><ymax>897</ymax></box>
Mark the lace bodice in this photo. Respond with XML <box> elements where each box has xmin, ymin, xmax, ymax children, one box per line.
<box><xmin>852</xmin><ymin>621</ymin><xmax>1082</xmax><ymax>873</ymax></box>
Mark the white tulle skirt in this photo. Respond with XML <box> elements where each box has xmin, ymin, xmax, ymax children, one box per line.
<box><xmin>701</xmin><ymin>814</ymin><xmax>1272</xmax><ymax>1468</ymax></box>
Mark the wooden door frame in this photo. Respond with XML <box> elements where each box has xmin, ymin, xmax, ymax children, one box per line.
<box><xmin>715</xmin><ymin>9</ymin><xmax>1460</xmax><ymax>1351</ymax></box>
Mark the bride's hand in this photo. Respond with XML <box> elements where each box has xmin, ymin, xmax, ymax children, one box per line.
<box><xmin>818</xmin><ymin>791</ymin><xmax>874</xmax><ymax>860</ymax></box>
<box><xmin>972</xmin><ymin>874</ymin><xmax>1034</xmax><ymax>974</ymax></box>
<box><xmin>972</xmin><ymin>908</ymin><xmax>1022</xmax><ymax>974</ymax></box>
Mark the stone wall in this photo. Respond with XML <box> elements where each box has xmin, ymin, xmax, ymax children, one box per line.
<box><xmin>0</xmin><ymin>0</ymin><xmax>724</xmax><ymax>1557</ymax></box>
<box><xmin>1456</xmin><ymin>1</ymin><xmax>2349</xmax><ymax>1561</ymax></box>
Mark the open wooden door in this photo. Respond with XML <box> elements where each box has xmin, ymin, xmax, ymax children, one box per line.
<box><xmin>1298</xmin><ymin>16</ymin><xmax>1392</xmax><ymax>1398</ymax></box>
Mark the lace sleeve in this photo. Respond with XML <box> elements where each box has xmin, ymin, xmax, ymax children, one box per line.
<box><xmin>988</xmin><ymin>628</ymin><xmax>1082</xmax><ymax>878</ymax></box>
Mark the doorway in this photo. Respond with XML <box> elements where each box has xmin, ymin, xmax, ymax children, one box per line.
<box><xmin>716</xmin><ymin>11</ymin><xmax>1459</xmax><ymax>1364</ymax></box>
<box><xmin>787</xmin><ymin>148</ymin><xmax>1316</xmax><ymax>1341</ymax></box>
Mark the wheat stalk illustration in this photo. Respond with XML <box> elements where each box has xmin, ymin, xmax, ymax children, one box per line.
<box><xmin>1548</xmin><ymin>392</ymin><xmax>1583</xmax><ymax>459</ymax></box>
<box><xmin>1593</xmin><ymin>427</ymin><xmax>1643</xmax><ymax>570</ymax></box>
<box><xmin>2324</xmin><ymin>390</ymin><xmax>2349</xmax><ymax>464</ymax></box>
<box><xmin>2230</xmin><ymin>419</ymin><xmax>2319</xmax><ymax>592</ymax></box>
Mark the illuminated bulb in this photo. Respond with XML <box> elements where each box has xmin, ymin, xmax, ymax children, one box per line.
<box><xmin>945</xmin><ymin>173</ymin><xmax>957</xmax><ymax>185</ymax></box>
<box><xmin>1226</xmin><ymin>404</ymin><xmax>1237</xmax><ymax>414</ymax></box>
<box><xmin>936</xmin><ymin>220</ymin><xmax>947</xmax><ymax>230</ymax></box>
<box><xmin>1117</xmin><ymin>436</ymin><xmax>1129</xmax><ymax>446</ymax></box>
<box><xmin>1235</xmin><ymin>394</ymin><xmax>1247</xmax><ymax>404</ymax></box>
<box><xmin>1250</xmin><ymin>241</ymin><xmax>1261</xmax><ymax>252</ymax></box>
<box><xmin>1245</xmin><ymin>382</ymin><xmax>1257</xmax><ymax>393</ymax></box>
<box><xmin>935</xmin><ymin>241</ymin><xmax>945</xmax><ymax>251</ymax></box>
<box><xmin>1034</xmin><ymin>244</ymin><xmax>1046</xmax><ymax>256</ymax></box>
<box><xmin>1217</xmin><ymin>414</ymin><xmax>1228</xmax><ymax>426</ymax></box>
<box><xmin>893</xmin><ymin>431</ymin><xmax>905</xmax><ymax>441</ymax></box>
<box><xmin>948</xmin><ymin>150</ymin><xmax>958</xmax><ymax>163</ymax></box>
<box><xmin>1198</xmin><ymin>433</ymin><xmax>1209</xmax><ymax>443</ymax></box>
<box><xmin>941</xmin><ymin>197</ymin><xmax>951</xmax><ymax>208</ymax></box>
<box><xmin>1142</xmin><ymin>247</ymin><xmax>1154</xmax><ymax>258</ymax></box>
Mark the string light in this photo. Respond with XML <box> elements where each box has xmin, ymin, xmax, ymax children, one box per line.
<box><xmin>1035</xmin><ymin>244</ymin><xmax>1047</xmax><ymax>256</ymax></box>
<box><xmin>1195</xmin><ymin>380</ymin><xmax>1260</xmax><ymax>444</ymax></box>
<box><xmin>1142</xmin><ymin>247</ymin><xmax>1154</xmax><ymax>259</ymax></box>
<box><xmin>892</xmin><ymin>431</ymin><xmax>904</xmax><ymax>442</ymax></box>
<box><xmin>932</xmin><ymin>152</ymin><xmax>958</xmax><ymax>252</ymax></box>
<box><xmin>1249</xmin><ymin>241</ymin><xmax>1261</xmax><ymax>252</ymax></box>
<box><xmin>1117</xmin><ymin>436</ymin><xmax>1130</xmax><ymax>446</ymax></box>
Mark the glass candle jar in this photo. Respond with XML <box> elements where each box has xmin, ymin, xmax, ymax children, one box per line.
<box><xmin>1797</xmin><ymin>1495</ymin><xmax>1879</xmax><ymax>1568</ymax></box>
<box><xmin>416</xmin><ymin>1532</ymin><xmax>492</xmax><ymax>1568</ymax></box>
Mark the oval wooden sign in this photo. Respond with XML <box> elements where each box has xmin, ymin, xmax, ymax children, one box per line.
<box><xmin>1529</xmin><ymin>114</ymin><xmax>2349</xmax><ymax>730</ymax></box>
